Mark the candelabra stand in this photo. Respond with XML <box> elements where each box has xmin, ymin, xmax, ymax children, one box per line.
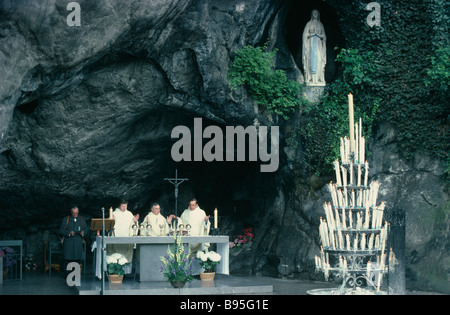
<box><xmin>309</xmin><ymin>117</ymin><xmax>391</xmax><ymax>295</ymax></box>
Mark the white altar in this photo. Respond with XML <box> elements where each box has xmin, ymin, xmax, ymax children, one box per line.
<box><xmin>94</xmin><ymin>236</ymin><xmax>229</xmax><ymax>281</ymax></box>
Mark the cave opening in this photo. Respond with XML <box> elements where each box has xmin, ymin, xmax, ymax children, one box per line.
<box><xmin>150</xmin><ymin>111</ymin><xmax>280</xmax><ymax>236</ymax></box>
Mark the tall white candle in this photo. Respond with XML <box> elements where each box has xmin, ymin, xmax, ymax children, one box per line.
<box><xmin>361</xmin><ymin>233</ymin><xmax>366</xmax><ymax>250</ymax></box>
<box><xmin>323</xmin><ymin>220</ymin><xmax>329</xmax><ymax>248</ymax></box>
<box><xmin>359</xmin><ymin>118</ymin><xmax>363</xmax><ymax>162</ymax></box>
<box><xmin>349</xmin><ymin>209</ymin><xmax>353</xmax><ymax>229</ymax></box>
<box><xmin>334</xmin><ymin>160</ymin><xmax>342</xmax><ymax>186</ymax></box>
<box><xmin>342</xmin><ymin>205</ymin><xmax>347</xmax><ymax>229</ymax></box>
<box><xmin>334</xmin><ymin>207</ymin><xmax>342</xmax><ymax>229</ymax></box>
<box><xmin>357</xmin><ymin>164</ymin><xmax>361</xmax><ymax>187</ymax></box>
<box><xmin>340</xmin><ymin>138</ymin><xmax>345</xmax><ymax>163</ymax></box>
<box><xmin>350</xmin><ymin>161</ymin><xmax>354</xmax><ymax>185</ymax></box>
<box><xmin>352</xmin><ymin>189</ymin><xmax>356</xmax><ymax>208</ymax></box>
<box><xmin>364</xmin><ymin>161</ymin><xmax>369</xmax><ymax>187</ymax></box>
<box><xmin>341</xmin><ymin>166</ymin><xmax>347</xmax><ymax>187</ymax></box>
<box><xmin>348</xmin><ymin>93</ymin><xmax>355</xmax><ymax>154</ymax></box>
<box><xmin>361</xmin><ymin>136</ymin><xmax>365</xmax><ymax>163</ymax></box>
<box><xmin>355</xmin><ymin>122</ymin><xmax>359</xmax><ymax>163</ymax></box>
<box><xmin>214</xmin><ymin>208</ymin><xmax>218</xmax><ymax>229</ymax></box>
<box><xmin>338</xmin><ymin>229</ymin><xmax>344</xmax><ymax>249</ymax></box>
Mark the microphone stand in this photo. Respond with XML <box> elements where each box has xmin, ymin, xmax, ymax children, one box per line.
<box><xmin>101</xmin><ymin>207</ymin><xmax>105</xmax><ymax>295</ymax></box>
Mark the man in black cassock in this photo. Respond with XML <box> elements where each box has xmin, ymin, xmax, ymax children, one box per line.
<box><xmin>59</xmin><ymin>206</ymin><xmax>87</xmax><ymax>272</ymax></box>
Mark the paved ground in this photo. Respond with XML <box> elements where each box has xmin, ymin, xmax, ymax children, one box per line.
<box><xmin>0</xmin><ymin>271</ymin><xmax>441</xmax><ymax>295</ymax></box>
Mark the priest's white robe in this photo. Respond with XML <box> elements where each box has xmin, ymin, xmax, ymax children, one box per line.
<box><xmin>179</xmin><ymin>206</ymin><xmax>210</xmax><ymax>253</ymax></box>
<box><xmin>108</xmin><ymin>208</ymin><xmax>134</xmax><ymax>273</ymax></box>
<box><xmin>142</xmin><ymin>212</ymin><xmax>169</xmax><ymax>236</ymax></box>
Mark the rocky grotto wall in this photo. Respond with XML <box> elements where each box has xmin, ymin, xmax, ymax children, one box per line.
<box><xmin>0</xmin><ymin>0</ymin><xmax>448</xmax><ymax>293</ymax></box>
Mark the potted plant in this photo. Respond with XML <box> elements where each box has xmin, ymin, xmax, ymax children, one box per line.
<box><xmin>106</xmin><ymin>253</ymin><xmax>129</xmax><ymax>283</ymax></box>
<box><xmin>160</xmin><ymin>229</ymin><xmax>194</xmax><ymax>288</ymax></box>
<box><xmin>229</xmin><ymin>227</ymin><xmax>254</xmax><ymax>255</ymax></box>
<box><xmin>196</xmin><ymin>250</ymin><xmax>221</xmax><ymax>281</ymax></box>
<box><xmin>24</xmin><ymin>253</ymin><xmax>39</xmax><ymax>272</ymax></box>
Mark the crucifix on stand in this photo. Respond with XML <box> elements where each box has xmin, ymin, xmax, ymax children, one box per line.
<box><xmin>164</xmin><ymin>169</ymin><xmax>188</xmax><ymax>218</ymax></box>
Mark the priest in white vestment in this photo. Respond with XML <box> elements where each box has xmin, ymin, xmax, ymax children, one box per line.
<box><xmin>142</xmin><ymin>203</ymin><xmax>171</xmax><ymax>236</ymax></box>
<box><xmin>108</xmin><ymin>200</ymin><xmax>138</xmax><ymax>274</ymax></box>
<box><xmin>179</xmin><ymin>198</ymin><xmax>211</xmax><ymax>253</ymax></box>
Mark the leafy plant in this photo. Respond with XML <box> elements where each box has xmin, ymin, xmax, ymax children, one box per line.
<box><xmin>196</xmin><ymin>250</ymin><xmax>221</xmax><ymax>273</ymax></box>
<box><xmin>106</xmin><ymin>253</ymin><xmax>129</xmax><ymax>276</ymax></box>
<box><xmin>425</xmin><ymin>46</ymin><xmax>450</xmax><ymax>92</ymax></box>
<box><xmin>229</xmin><ymin>227</ymin><xmax>254</xmax><ymax>249</ymax></box>
<box><xmin>228</xmin><ymin>42</ymin><xmax>306</xmax><ymax>119</ymax></box>
<box><xmin>160</xmin><ymin>228</ymin><xmax>194</xmax><ymax>283</ymax></box>
<box><xmin>300</xmin><ymin>48</ymin><xmax>380</xmax><ymax>175</ymax></box>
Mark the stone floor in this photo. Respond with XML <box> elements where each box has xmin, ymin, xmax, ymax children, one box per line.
<box><xmin>0</xmin><ymin>270</ymin><xmax>441</xmax><ymax>295</ymax></box>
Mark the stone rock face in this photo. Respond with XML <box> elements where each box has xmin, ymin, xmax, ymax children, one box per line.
<box><xmin>0</xmin><ymin>1</ymin><xmax>447</xmax><ymax>293</ymax></box>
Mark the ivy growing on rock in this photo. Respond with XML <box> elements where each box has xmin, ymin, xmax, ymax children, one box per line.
<box><xmin>227</xmin><ymin>42</ymin><xmax>307</xmax><ymax>120</ymax></box>
<box><xmin>301</xmin><ymin>0</ymin><xmax>449</xmax><ymax>175</ymax></box>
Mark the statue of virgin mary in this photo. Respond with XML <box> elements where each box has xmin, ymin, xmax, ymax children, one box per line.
<box><xmin>302</xmin><ymin>9</ymin><xmax>326</xmax><ymax>86</ymax></box>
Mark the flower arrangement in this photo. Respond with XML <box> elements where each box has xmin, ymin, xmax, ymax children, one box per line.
<box><xmin>0</xmin><ymin>247</ymin><xmax>16</xmax><ymax>268</ymax></box>
<box><xmin>196</xmin><ymin>250</ymin><xmax>221</xmax><ymax>273</ymax></box>
<box><xmin>24</xmin><ymin>253</ymin><xmax>39</xmax><ymax>271</ymax></box>
<box><xmin>160</xmin><ymin>228</ymin><xmax>194</xmax><ymax>283</ymax></box>
<box><xmin>229</xmin><ymin>227</ymin><xmax>254</xmax><ymax>250</ymax></box>
<box><xmin>106</xmin><ymin>253</ymin><xmax>129</xmax><ymax>276</ymax></box>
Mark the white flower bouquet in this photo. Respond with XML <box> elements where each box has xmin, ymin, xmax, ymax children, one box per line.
<box><xmin>196</xmin><ymin>250</ymin><xmax>221</xmax><ymax>273</ymax></box>
<box><xmin>106</xmin><ymin>253</ymin><xmax>129</xmax><ymax>276</ymax></box>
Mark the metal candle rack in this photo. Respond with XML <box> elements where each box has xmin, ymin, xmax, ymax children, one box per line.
<box><xmin>312</xmin><ymin>116</ymin><xmax>390</xmax><ymax>295</ymax></box>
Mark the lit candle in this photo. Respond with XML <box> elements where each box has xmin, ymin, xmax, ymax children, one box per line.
<box><xmin>341</xmin><ymin>166</ymin><xmax>347</xmax><ymax>187</ymax></box>
<box><xmin>342</xmin><ymin>204</ymin><xmax>347</xmax><ymax>229</ymax></box>
<box><xmin>361</xmin><ymin>232</ymin><xmax>366</xmax><ymax>250</ymax></box>
<box><xmin>349</xmin><ymin>209</ymin><xmax>353</xmax><ymax>229</ymax></box>
<box><xmin>323</xmin><ymin>220</ymin><xmax>329</xmax><ymax>248</ymax></box>
<box><xmin>214</xmin><ymin>208</ymin><xmax>218</xmax><ymax>228</ymax></box>
<box><xmin>352</xmin><ymin>189</ymin><xmax>356</xmax><ymax>208</ymax></box>
<box><xmin>355</xmin><ymin>122</ymin><xmax>359</xmax><ymax>163</ymax></box>
<box><xmin>364</xmin><ymin>161</ymin><xmax>369</xmax><ymax>187</ymax></box>
<box><xmin>338</xmin><ymin>229</ymin><xmax>344</xmax><ymax>249</ymax></box>
<box><xmin>334</xmin><ymin>206</ymin><xmax>342</xmax><ymax>229</ymax></box>
<box><xmin>346</xmin><ymin>234</ymin><xmax>351</xmax><ymax>250</ymax></box>
<box><xmin>319</xmin><ymin>217</ymin><xmax>325</xmax><ymax>246</ymax></box>
<box><xmin>361</xmin><ymin>136</ymin><xmax>365</xmax><ymax>163</ymax></box>
<box><xmin>357</xmin><ymin>164</ymin><xmax>361</xmax><ymax>187</ymax></box>
<box><xmin>350</xmin><ymin>161</ymin><xmax>353</xmax><ymax>185</ymax></box>
<box><xmin>368</xmin><ymin>233</ymin><xmax>374</xmax><ymax>250</ymax></box>
<box><xmin>348</xmin><ymin>93</ymin><xmax>355</xmax><ymax>154</ymax></box>
<box><xmin>329</xmin><ymin>183</ymin><xmax>338</xmax><ymax>207</ymax></box>
<box><xmin>340</xmin><ymin>138</ymin><xmax>345</xmax><ymax>163</ymax></box>
<box><xmin>334</xmin><ymin>160</ymin><xmax>342</xmax><ymax>186</ymax></box>
<box><xmin>359</xmin><ymin>118</ymin><xmax>363</xmax><ymax>162</ymax></box>
<box><xmin>364</xmin><ymin>205</ymin><xmax>370</xmax><ymax>229</ymax></box>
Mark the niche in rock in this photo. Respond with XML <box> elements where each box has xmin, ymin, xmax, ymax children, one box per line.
<box><xmin>284</xmin><ymin>0</ymin><xmax>344</xmax><ymax>84</ymax></box>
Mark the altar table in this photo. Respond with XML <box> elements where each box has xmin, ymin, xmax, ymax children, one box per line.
<box><xmin>94</xmin><ymin>236</ymin><xmax>229</xmax><ymax>281</ymax></box>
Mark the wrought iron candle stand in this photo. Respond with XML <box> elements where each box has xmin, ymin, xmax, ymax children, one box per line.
<box><xmin>309</xmin><ymin>118</ymin><xmax>390</xmax><ymax>295</ymax></box>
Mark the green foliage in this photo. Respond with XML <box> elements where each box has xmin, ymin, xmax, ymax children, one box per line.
<box><xmin>228</xmin><ymin>43</ymin><xmax>306</xmax><ymax>119</ymax></box>
<box><xmin>160</xmin><ymin>230</ymin><xmax>194</xmax><ymax>283</ymax></box>
<box><xmin>425</xmin><ymin>46</ymin><xmax>450</xmax><ymax>92</ymax></box>
<box><xmin>302</xmin><ymin>0</ymin><xmax>450</xmax><ymax>176</ymax></box>
<box><xmin>300</xmin><ymin>48</ymin><xmax>380</xmax><ymax>175</ymax></box>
